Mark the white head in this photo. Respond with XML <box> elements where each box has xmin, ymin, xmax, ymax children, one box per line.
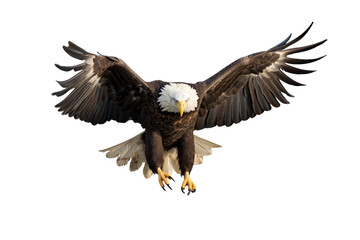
<box><xmin>157</xmin><ymin>83</ymin><xmax>199</xmax><ymax>117</ymax></box>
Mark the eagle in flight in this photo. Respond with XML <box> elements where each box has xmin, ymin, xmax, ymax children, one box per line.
<box><xmin>53</xmin><ymin>23</ymin><xmax>326</xmax><ymax>195</ymax></box>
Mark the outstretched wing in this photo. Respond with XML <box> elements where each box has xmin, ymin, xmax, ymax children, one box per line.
<box><xmin>195</xmin><ymin>23</ymin><xmax>326</xmax><ymax>130</ymax></box>
<box><xmin>53</xmin><ymin>42</ymin><xmax>152</xmax><ymax>125</ymax></box>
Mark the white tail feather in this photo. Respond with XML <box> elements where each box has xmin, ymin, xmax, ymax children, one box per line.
<box><xmin>100</xmin><ymin>131</ymin><xmax>221</xmax><ymax>178</ymax></box>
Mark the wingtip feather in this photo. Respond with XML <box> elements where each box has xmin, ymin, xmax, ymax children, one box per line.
<box><xmin>62</xmin><ymin>41</ymin><xmax>91</xmax><ymax>60</ymax></box>
<box><xmin>269</xmin><ymin>33</ymin><xmax>292</xmax><ymax>50</ymax></box>
<box><xmin>271</xmin><ymin>22</ymin><xmax>315</xmax><ymax>52</ymax></box>
<box><xmin>55</xmin><ymin>63</ymin><xmax>70</xmax><ymax>72</ymax></box>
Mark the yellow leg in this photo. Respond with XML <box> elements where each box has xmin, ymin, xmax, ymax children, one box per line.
<box><xmin>157</xmin><ymin>167</ymin><xmax>175</xmax><ymax>191</ymax></box>
<box><xmin>181</xmin><ymin>171</ymin><xmax>196</xmax><ymax>195</ymax></box>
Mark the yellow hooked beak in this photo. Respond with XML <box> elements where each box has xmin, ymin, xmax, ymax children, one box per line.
<box><xmin>176</xmin><ymin>101</ymin><xmax>186</xmax><ymax>117</ymax></box>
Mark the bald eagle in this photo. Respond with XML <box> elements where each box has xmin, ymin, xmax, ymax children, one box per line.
<box><xmin>53</xmin><ymin>23</ymin><xmax>326</xmax><ymax>194</ymax></box>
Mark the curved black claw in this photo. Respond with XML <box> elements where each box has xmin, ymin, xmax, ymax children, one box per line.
<box><xmin>188</xmin><ymin>189</ymin><xmax>196</xmax><ymax>195</ymax></box>
<box><xmin>162</xmin><ymin>184</ymin><xmax>172</xmax><ymax>191</ymax></box>
<box><xmin>181</xmin><ymin>187</ymin><xmax>195</xmax><ymax>195</ymax></box>
<box><xmin>181</xmin><ymin>171</ymin><xmax>196</xmax><ymax>195</ymax></box>
<box><xmin>168</xmin><ymin>176</ymin><xmax>175</xmax><ymax>182</ymax></box>
<box><xmin>157</xmin><ymin>168</ymin><xmax>174</xmax><ymax>191</ymax></box>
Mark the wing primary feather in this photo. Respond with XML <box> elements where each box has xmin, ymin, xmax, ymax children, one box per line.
<box><xmin>273</xmin><ymin>70</ymin><xmax>305</xmax><ymax>86</ymax></box>
<box><xmin>55</xmin><ymin>63</ymin><xmax>85</xmax><ymax>72</ymax></box>
<box><xmin>59</xmin><ymin>83</ymin><xmax>90</xmax><ymax>113</ymax></box>
<box><xmin>216</xmin><ymin>103</ymin><xmax>226</xmax><ymax>126</ymax></box>
<box><xmin>248</xmin><ymin>78</ymin><xmax>263</xmax><ymax>115</ymax></box>
<box><xmin>63</xmin><ymin>46</ymin><xmax>86</xmax><ymax>60</ymax></box>
<box><xmin>224</xmin><ymin>96</ymin><xmax>233</xmax><ymax>126</ymax></box>
<box><xmin>231</xmin><ymin>93</ymin><xmax>241</xmax><ymax>123</ymax></box>
<box><xmin>281</xmin><ymin>64</ymin><xmax>316</xmax><ymax>74</ymax></box>
<box><xmin>81</xmin><ymin>95</ymin><xmax>97</xmax><ymax>120</ymax></box>
<box><xmin>239</xmin><ymin>88</ymin><xmax>249</xmax><ymax>120</ymax></box>
<box><xmin>267</xmin><ymin>73</ymin><xmax>293</xmax><ymax>100</ymax></box>
<box><xmin>253</xmin><ymin>79</ymin><xmax>271</xmax><ymax>111</ymax></box>
<box><xmin>55</xmin><ymin>70</ymin><xmax>87</xmax><ymax>88</ymax></box>
<box><xmin>76</xmin><ymin>87</ymin><xmax>99</xmax><ymax>114</ymax></box>
<box><xmin>92</xmin><ymin>101</ymin><xmax>108</xmax><ymax>124</ymax></box>
<box><xmin>244</xmin><ymin>84</ymin><xmax>257</xmax><ymax>118</ymax></box>
<box><xmin>63</xmin><ymin>41</ymin><xmax>91</xmax><ymax>60</ymax></box>
<box><xmin>285</xmin><ymin>55</ymin><xmax>326</xmax><ymax>64</ymax></box>
<box><xmin>257</xmin><ymin>77</ymin><xmax>280</xmax><ymax>107</ymax></box>
<box><xmin>260</xmin><ymin>75</ymin><xmax>289</xmax><ymax>104</ymax></box>
<box><xmin>52</xmin><ymin>88</ymin><xmax>70</xmax><ymax>97</ymax></box>
<box><xmin>271</xmin><ymin>22</ymin><xmax>314</xmax><ymax>51</ymax></box>
<box><xmin>284</xmin><ymin>39</ymin><xmax>327</xmax><ymax>55</ymax></box>
<box><xmin>62</xmin><ymin>83</ymin><xmax>92</xmax><ymax>115</ymax></box>
<box><xmin>269</xmin><ymin>33</ymin><xmax>292</xmax><ymax>50</ymax></box>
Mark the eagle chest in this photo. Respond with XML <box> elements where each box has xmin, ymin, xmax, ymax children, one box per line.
<box><xmin>155</xmin><ymin>111</ymin><xmax>196</xmax><ymax>132</ymax></box>
<box><xmin>148</xmin><ymin>109</ymin><xmax>196</xmax><ymax>148</ymax></box>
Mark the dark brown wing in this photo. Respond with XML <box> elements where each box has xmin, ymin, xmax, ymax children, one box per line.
<box><xmin>195</xmin><ymin>23</ymin><xmax>326</xmax><ymax>130</ymax></box>
<box><xmin>53</xmin><ymin>42</ymin><xmax>153</xmax><ymax>125</ymax></box>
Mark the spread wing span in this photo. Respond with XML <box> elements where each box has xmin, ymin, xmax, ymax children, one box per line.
<box><xmin>195</xmin><ymin>23</ymin><xmax>326</xmax><ymax>130</ymax></box>
<box><xmin>53</xmin><ymin>42</ymin><xmax>152</xmax><ymax>125</ymax></box>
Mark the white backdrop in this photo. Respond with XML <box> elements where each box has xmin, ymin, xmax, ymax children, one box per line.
<box><xmin>1</xmin><ymin>0</ymin><xmax>359</xmax><ymax>239</ymax></box>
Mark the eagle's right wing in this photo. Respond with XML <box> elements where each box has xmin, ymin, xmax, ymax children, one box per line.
<box><xmin>53</xmin><ymin>42</ymin><xmax>152</xmax><ymax>125</ymax></box>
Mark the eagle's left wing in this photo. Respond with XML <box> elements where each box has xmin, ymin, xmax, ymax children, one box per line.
<box><xmin>195</xmin><ymin>23</ymin><xmax>326</xmax><ymax>130</ymax></box>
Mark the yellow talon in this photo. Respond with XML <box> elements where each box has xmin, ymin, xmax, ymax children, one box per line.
<box><xmin>157</xmin><ymin>167</ymin><xmax>174</xmax><ymax>191</ymax></box>
<box><xmin>181</xmin><ymin>171</ymin><xmax>196</xmax><ymax>195</ymax></box>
